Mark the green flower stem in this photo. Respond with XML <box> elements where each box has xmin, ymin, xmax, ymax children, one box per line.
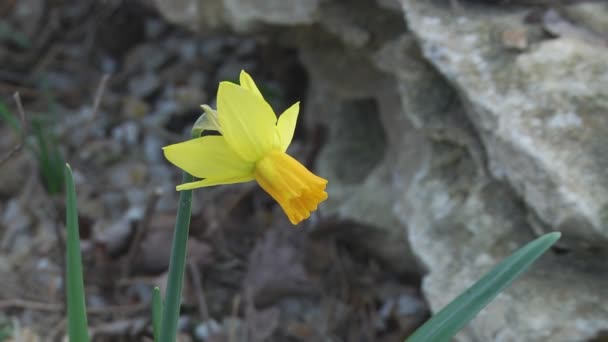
<box><xmin>64</xmin><ymin>164</ymin><xmax>90</xmax><ymax>342</ymax></box>
<box><xmin>159</xmin><ymin>130</ymin><xmax>198</xmax><ymax>342</ymax></box>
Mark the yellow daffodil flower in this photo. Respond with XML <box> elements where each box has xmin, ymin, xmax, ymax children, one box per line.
<box><xmin>163</xmin><ymin>70</ymin><xmax>328</xmax><ymax>225</ymax></box>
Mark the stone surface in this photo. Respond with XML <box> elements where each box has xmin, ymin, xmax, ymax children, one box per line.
<box><xmin>404</xmin><ymin>0</ymin><xmax>608</xmax><ymax>245</ymax></box>
<box><xmin>400</xmin><ymin>0</ymin><xmax>608</xmax><ymax>340</ymax></box>
<box><xmin>224</xmin><ymin>0</ymin><xmax>320</xmax><ymax>30</ymax></box>
<box><xmin>152</xmin><ymin>0</ymin><xmax>320</xmax><ymax>32</ymax></box>
<box><xmin>561</xmin><ymin>2</ymin><xmax>608</xmax><ymax>39</ymax></box>
<box><xmin>152</xmin><ymin>0</ymin><xmax>223</xmax><ymax>31</ymax></box>
<box><xmin>279</xmin><ymin>1</ymin><xmax>414</xmax><ymax>274</ymax></box>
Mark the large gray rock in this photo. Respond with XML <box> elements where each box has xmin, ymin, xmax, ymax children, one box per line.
<box><xmin>403</xmin><ymin>0</ymin><xmax>608</xmax><ymax>245</ymax></box>
<box><xmin>370</xmin><ymin>19</ymin><xmax>608</xmax><ymax>341</ymax></box>
<box><xmin>399</xmin><ymin>0</ymin><xmax>608</xmax><ymax>340</ymax></box>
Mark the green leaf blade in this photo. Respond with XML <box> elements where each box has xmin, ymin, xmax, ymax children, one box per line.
<box><xmin>406</xmin><ymin>232</ymin><xmax>561</xmax><ymax>342</ymax></box>
<box><xmin>152</xmin><ymin>286</ymin><xmax>163</xmax><ymax>341</ymax></box>
<box><xmin>65</xmin><ymin>164</ymin><xmax>90</xmax><ymax>342</ymax></box>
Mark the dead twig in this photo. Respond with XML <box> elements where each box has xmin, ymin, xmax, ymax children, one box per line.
<box><xmin>90</xmin><ymin>73</ymin><xmax>110</xmax><ymax>121</ymax></box>
<box><xmin>0</xmin><ymin>298</ymin><xmax>148</xmax><ymax>315</ymax></box>
<box><xmin>82</xmin><ymin>73</ymin><xmax>110</xmax><ymax>134</ymax></box>
<box><xmin>209</xmin><ymin>184</ymin><xmax>256</xmax><ymax>262</ymax></box>
<box><xmin>330</xmin><ymin>239</ymin><xmax>350</xmax><ymax>301</ymax></box>
<box><xmin>0</xmin><ymin>82</ymin><xmax>39</xmax><ymax>97</ymax></box>
<box><xmin>122</xmin><ymin>187</ymin><xmax>162</xmax><ymax>278</ymax></box>
<box><xmin>228</xmin><ymin>294</ymin><xmax>241</xmax><ymax>342</ymax></box>
<box><xmin>87</xmin><ymin>302</ymin><xmax>149</xmax><ymax>315</ymax></box>
<box><xmin>188</xmin><ymin>260</ymin><xmax>210</xmax><ymax>322</ymax></box>
<box><xmin>0</xmin><ymin>298</ymin><xmax>62</xmax><ymax>312</ymax></box>
<box><xmin>89</xmin><ymin>319</ymin><xmax>147</xmax><ymax>340</ymax></box>
<box><xmin>47</xmin><ymin>318</ymin><xmax>66</xmax><ymax>342</ymax></box>
<box><xmin>0</xmin><ymin>92</ymin><xmax>29</xmax><ymax>166</ymax></box>
<box><xmin>12</xmin><ymin>92</ymin><xmax>28</xmax><ymax>133</ymax></box>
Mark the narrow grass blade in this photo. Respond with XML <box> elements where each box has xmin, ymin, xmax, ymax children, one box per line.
<box><xmin>0</xmin><ymin>102</ymin><xmax>21</xmax><ymax>131</ymax></box>
<box><xmin>65</xmin><ymin>164</ymin><xmax>90</xmax><ymax>342</ymax></box>
<box><xmin>406</xmin><ymin>232</ymin><xmax>561</xmax><ymax>342</ymax></box>
<box><xmin>36</xmin><ymin>123</ymin><xmax>64</xmax><ymax>194</ymax></box>
<box><xmin>152</xmin><ymin>287</ymin><xmax>163</xmax><ymax>341</ymax></box>
<box><xmin>0</xmin><ymin>320</ymin><xmax>11</xmax><ymax>341</ymax></box>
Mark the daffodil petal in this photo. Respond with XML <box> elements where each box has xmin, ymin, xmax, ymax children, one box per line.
<box><xmin>217</xmin><ymin>81</ymin><xmax>277</xmax><ymax>161</ymax></box>
<box><xmin>239</xmin><ymin>70</ymin><xmax>263</xmax><ymax>98</ymax></box>
<box><xmin>254</xmin><ymin>150</ymin><xmax>327</xmax><ymax>225</ymax></box>
<box><xmin>176</xmin><ymin>174</ymin><xmax>255</xmax><ymax>191</ymax></box>
<box><xmin>276</xmin><ymin>101</ymin><xmax>300</xmax><ymax>152</ymax></box>
<box><xmin>163</xmin><ymin>136</ymin><xmax>254</xmax><ymax>179</ymax></box>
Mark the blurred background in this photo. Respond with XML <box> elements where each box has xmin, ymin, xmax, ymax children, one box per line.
<box><xmin>1</xmin><ymin>0</ymin><xmax>608</xmax><ymax>341</ymax></box>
